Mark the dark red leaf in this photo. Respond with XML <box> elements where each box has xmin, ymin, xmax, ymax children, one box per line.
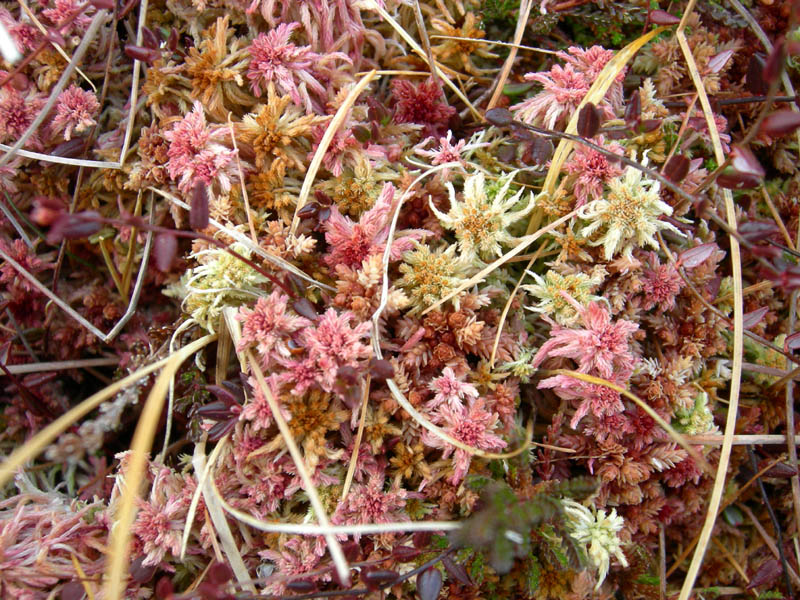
<box><xmin>624</xmin><ymin>90</ymin><xmax>641</xmax><ymax>126</ymax></box>
<box><xmin>485</xmin><ymin>107</ymin><xmax>513</xmax><ymax>128</ymax></box>
<box><xmin>739</xmin><ymin>220</ymin><xmax>780</xmax><ymax>244</ymax></box>
<box><xmin>760</xmin><ymin>110</ymin><xmax>800</xmax><ymax>137</ymax></box>
<box><xmin>153</xmin><ymin>233</ymin><xmax>178</xmax><ymax>272</ymax></box>
<box><xmin>154</xmin><ymin>576</ymin><xmax>175</xmax><ymax>600</ymax></box>
<box><xmin>207</xmin><ymin>562</ymin><xmax>233</xmax><ymax>585</ymax></box>
<box><xmin>638</xmin><ymin>119</ymin><xmax>662</xmax><ymax>133</ymax></box>
<box><xmin>747</xmin><ymin>54</ymin><xmax>768</xmax><ymax>95</ymax></box>
<box><xmin>369</xmin><ymin>358</ymin><xmax>394</xmax><ymax>381</ymax></box>
<box><xmin>759</xmin><ymin>461</ymin><xmax>798</xmax><ymax>478</ymax></box>
<box><xmin>526</xmin><ymin>137</ymin><xmax>553</xmax><ymax>165</ymax></box>
<box><xmin>663</xmin><ymin>154</ymin><xmax>690</xmax><ymax>183</ymax></box>
<box><xmin>742</xmin><ymin>306</ymin><xmax>769</xmax><ymax>330</ymax></box>
<box><xmin>340</xmin><ymin>540</ymin><xmax>361</xmax><ymax>562</ymax></box>
<box><xmin>678</xmin><ymin>243</ymin><xmax>718</xmax><ymax>269</ymax></box>
<box><xmin>392</xmin><ymin>545</ymin><xmax>422</xmax><ymax>562</ymax></box>
<box><xmin>292</xmin><ymin>298</ymin><xmax>318</xmax><ymax>320</ymax></box>
<box><xmin>413</xmin><ymin>531</ymin><xmax>432</xmax><ymax>549</ymax></box>
<box><xmin>140</xmin><ymin>26</ymin><xmax>160</xmax><ymax>50</ymax></box>
<box><xmin>296</xmin><ymin>202</ymin><xmax>320</xmax><ymax>220</ymax></box>
<box><xmin>352</xmin><ymin>125</ymin><xmax>371</xmax><ymax>143</ymax></box>
<box><xmin>130</xmin><ymin>556</ymin><xmax>157</xmax><ymax>584</ymax></box>
<box><xmin>746</xmin><ymin>558</ymin><xmax>782</xmax><ymax>590</ymax></box>
<box><xmin>648</xmin><ymin>9</ymin><xmax>681</xmax><ymax>25</ymax></box>
<box><xmin>190</xmin><ymin>182</ymin><xmax>209</xmax><ymax>230</ymax></box>
<box><xmin>60</xmin><ymin>581</ymin><xmax>86</xmax><ymax>600</ymax></box>
<box><xmin>31</xmin><ymin>196</ymin><xmax>66</xmax><ymax>227</ymax></box>
<box><xmin>785</xmin><ymin>330</ymin><xmax>800</xmax><ymax>351</ymax></box>
<box><xmin>286</xmin><ymin>579</ymin><xmax>316</xmax><ymax>592</ymax></box>
<box><xmin>495</xmin><ymin>144</ymin><xmax>516</xmax><ymax>163</ymax></box>
<box><xmin>708</xmin><ymin>49</ymin><xmax>734</xmax><ymax>74</ymax></box>
<box><xmin>195</xmin><ymin>401</ymin><xmax>234</xmax><ymax>420</ymax></box>
<box><xmin>510</xmin><ymin>124</ymin><xmax>534</xmax><ymax>142</ymax></box>
<box><xmin>763</xmin><ymin>41</ymin><xmax>786</xmax><ymax>85</ymax></box>
<box><xmin>417</xmin><ymin>567</ymin><xmax>443</xmax><ymax>600</ymax></box>
<box><xmin>716</xmin><ymin>169</ymin><xmax>762</xmax><ymax>190</ymax></box>
<box><xmin>205</xmin><ymin>383</ymin><xmax>243</xmax><ymax>407</ymax></box>
<box><xmin>89</xmin><ymin>0</ymin><xmax>115</xmax><ymax>9</ymax></box>
<box><xmin>51</xmin><ymin>137</ymin><xmax>87</xmax><ymax>158</ymax></box>
<box><xmin>46</xmin><ymin>211</ymin><xmax>102</xmax><ymax>243</ymax></box>
<box><xmin>167</xmin><ymin>28</ymin><xmax>179</xmax><ymax>53</ymax></box>
<box><xmin>124</xmin><ymin>44</ymin><xmax>161</xmax><ymax>64</ymax></box>
<box><xmin>442</xmin><ymin>555</ymin><xmax>473</xmax><ymax>587</ymax></box>
<box><xmin>730</xmin><ymin>145</ymin><xmax>765</xmax><ymax>177</ymax></box>
<box><xmin>361</xmin><ymin>569</ymin><xmax>398</xmax><ymax>589</ymax></box>
<box><xmin>577</xmin><ymin>103</ymin><xmax>601</xmax><ymax>138</ymax></box>
<box><xmin>206</xmin><ymin>419</ymin><xmax>236</xmax><ymax>442</ymax></box>
<box><xmin>336</xmin><ymin>365</ymin><xmax>359</xmax><ymax>385</ymax></box>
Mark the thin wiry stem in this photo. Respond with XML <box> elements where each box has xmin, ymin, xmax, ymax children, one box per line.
<box><xmin>747</xmin><ymin>445</ymin><xmax>794</xmax><ymax>597</ymax></box>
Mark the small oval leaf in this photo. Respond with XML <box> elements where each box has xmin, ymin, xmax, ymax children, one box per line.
<box><xmin>190</xmin><ymin>182</ymin><xmax>209</xmax><ymax>230</ymax></box>
<box><xmin>362</xmin><ymin>569</ymin><xmax>398</xmax><ymax>588</ymax></box>
<box><xmin>625</xmin><ymin>90</ymin><xmax>641</xmax><ymax>126</ymax></box>
<box><xmin>292</xmin><ymin>298</ymin><xmax>318</xmax><ymax>320</ymax></box>
<box><xmin>742</xmin><ymin>306</ymin><xmax>768</xmax><ymax>330</ymax></box>
<box><xmin>417</xmin><ymin>567</ymin><xmax>443</xmax><ymax>600</ymax></box>
<box><xmin>763</xmin><ymin>41</ymin><xmax>786</xmax><ymax>85</ymax></box>
<box><xmin>369</xmin><ymin>358</ymin><xmax>394</xmax><ymax>381</ymax></box>
<box><xmin>708</xmin><ymin>49</ymin><xmax>734</xmax><ymax>74</ymax></box>
<box><xmin>730</xmin><ymin>145</ymin><xmax>765</xmax><ymax>177</ymax></box>
<box><xmin>664</xmin><ymin>154</ymin><xmax>690</xmax><ymax>183</ymax></box>
<box><xmin>760</xmin><ymin>110</ymin><xmax>800</xmax><ymax>138</ymax></box>
<box><xmin>739</xmin><ymin>220</ymin><xmax>780</xmax><ymax>244</ymax></box>
<box><xmin>746</xmin><ymin>558</ymin><xmax>782</xmax><ymax>590</ymax></box>
<box><xmin>716</xmin><ymin>169</ymin><xmax>762</xmax><ymax>190</ymax></box>
<box><xmin>392</xmin><ymin>545</ymin><xmax>422</xmax><ymax>562</ymax></box>
<box><xmin>649</xmin><ymin>9</ymin><xmax>681</xmax><ymax>25</ymax></box>
<box><xmin>577</xmin><ymin>102</ymin><xmax>601</xmax><ymax>138</ymax></box>
<box><xmin>153</xmin><ymin>233</ymin><xmax>178</xmax><ymax>272</ymax></box>
<box><xmin>485</xmin><ymin>107</ymin><xmax>513</xmax><ymax>128</ymax></box>
<box><xmin>124</xmin><ymin>44</ymin><xmax>161</xmax><ymax>64</ymax></box>
<box><xmin>784</xmin><ymin>330</ymin><xmax>800</xmax><ymax>352</ymax></box>
<box><xmin>443</xmin><ymin>555</ymin><xmax>473</xmax><ymax>587</ymax></box>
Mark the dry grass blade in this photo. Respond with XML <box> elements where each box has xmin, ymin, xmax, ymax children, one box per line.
<box><xmin>545</xmin><ymin>369</ymin><xmax>714</xmax><ymax>476</ymax></box>
<box><xmin>119</xmin><ymin>0</ymin><xmax>149</xmax><ymax>166</ymax></box>
<box><xmin>5</xmin><ymin>358</ymin><xmax>118</xmax><ymax>374</ymax></box>
<box><xmin>104</xmin><ymin>334</ymin><xmax>217</xmax><ymax>600</ymax></box>
<box><xmin>70</xmin><ymin>553</ymin><xmax>96</xmax><ymax>600</ymax></box>
<box><xmin>364</xmin><ymin>0</ymin><xmax>479</xmax><ymax>119</ymax></box>
<box><xmin>181</xmin><ymin>434</ymin><xmax>229</xmax><ymax>560</ymax></box>
<box><xmin>674</xmin><ymin>3</ymin><xmax>744</xmax><ymax>598</ymax></box>
<box><xmin>223</xmin><ymin>307</ymin><xmax>351</xmax><ymax>585</ymax></box>
<box><xmin>0</xmin><ymin>144</ymin><xmax>120</xmax><ymax>168</ymax></box>
<box><xmin>290</xmin><ymin>71</ymin><xmax>376</xmax><ymax>236</ymax></box>
<box><xmin>341</xmin><ymin>375</ymin><xmax>370</xmax><ymax>503</ymax></box>
<box><xmin>17</xmin><ymin>0</ymin><xmax>96</xmax><ymax>92</ymax></box>
<box><xmin>525</xmin><ymin>26</ymin><xmax>666</xmax><ymax>234</ymax></box>
<box><xmin>667</xmin><ymin>455</ymin><xmax>790</xmax><ymax>579</ymax></box>
<box><xmin>212</xmin><ymin>484</ymin><xmax>461</xmax><ymax>535</ymax></box>
<box><xmin>0</xmin><ymin>10</ymin><xmax>108</xmax><ymax>169</ymax></box>
<box><xmin>486</xmin><ymin>0</ymin><xmax>533</xmax><ymax>110</ymax></box>
<box><xmin>192</xmin><ymin>438</ymin><xmax>256</xmax><ymax>594</ymax></box>
<box><xmin>489</xmin><ymin>242</ymin><xmax>548</xmax><ymax>368</ymax></box>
